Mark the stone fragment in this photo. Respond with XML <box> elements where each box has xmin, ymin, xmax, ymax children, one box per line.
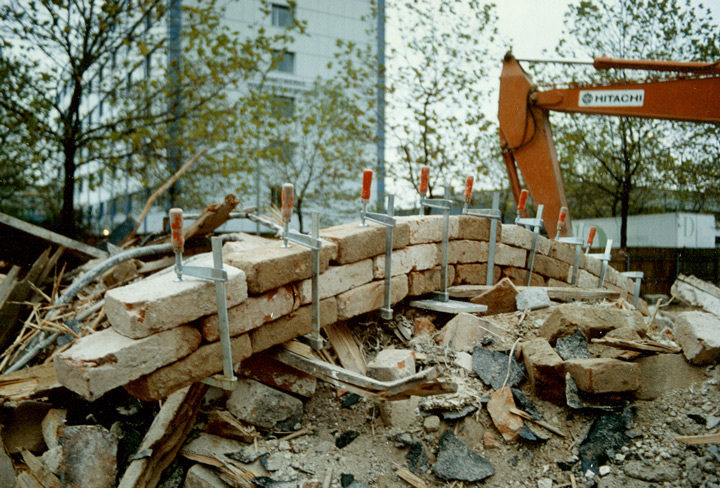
<box><xmin>635</xmin><ymin>353</ymin><xmax>706</xmax><ymax>400</ymax></box>
<box><xmin>336</xmin><ymin>275</ymin><xmax>408</xmax><ymax>320</ymax></box>
<box><xmin>239</xmin><ymin>351</ymin><xmax>317</xmax><ymax>397</ymax></box>
<box><xmin>184</xmin><ymin>463</ymin><xmax>231</xmax><ymax>488</ymax></box>
<box><xmin>297</xmin><ymin>260</ymin><xmax>374</xmax><ymax>305</ymax></box>
<box><xmin>105</xmin><ymin>255</ymin><xmax>247</xmax><ymax>339</ymax></box>
<box><xmin>501</xmin><ymin>267</ymin><xmax>544</xmax><ymax>287</ymax></box>
<box><xmin>522</xmin><ymin>338</ymin><xmax>565</xmax><ymax>403</ymax></box>
<box><xmin>0</xmin><ymin>401</ymin><xmax>49</xmax><ymax>453</ymax></box>
<box><xmin>40</xmin><ymin>446</ymin><xmax>62</xmax><ymax>475</ymax></box>
<box><xmin>472</xmin><ymin>347</ymin><xmax>525</xmax><ymax>390</ymax></box>
<box><xmin>623</xmin><ymin>460</ymin><xmax>680</xmax><ymax>483</ymax></box>
<box><xmin>494</xmin><ymin>243</ymin><xmax>527</xmax><ymax>267</ymax></box>
<box><xmin>200</xmin><ymin>284</ymin><xmax>296</xmax><ymax>342</ymax></box>
<box><xmin>406</xmin><ymin>442</ymin><xmax>430</xmax><ymax>475</ymax></box>
<box><xmin>250</xmin><ymin>297</ymin><xmax>337</xmax><ymax>354</ymax></box>
<box><xmin>225</xmin><ymin>238</ymin><xmax>336</xmax><ymax>294</ymax></box>
<box><xmin>470</xmin><ymin>277</ymin><xmax>518</xmax><ymax>315</ymax></box>
<box><xmin>454</xmin><ymin>264</ymin><xmax>502</xmax><ymax>286</ymax></box>
<box><xmin>55</xmin><ymin>326</ymin><xmax>201</xmax><ymax>400</ymax></box>
<box><xmin>565</xmin><ymin>358</ymin><xmax>640</xmax><ymax>393</ymax></box>
<box><xmin>125</xmin><ymin>334</ymin><xmax>252</xmax><ymax>401</ymax></box>
<box><xmin>486</xmin><ymin>387</ymin><xmax>523</xmax><ymax>441</ymax></box>
<box><xmin>0</xmin><ymin>436</ymin><xmax>15</xmax><ymax>488</ymax></box>
<box><xmin>439</xmin><ymin>313</ymin><xmax>508</xmax><ymax>352</ymax></box>
<box><xmin>102</xmin><ymin>259</ymin><xmax>138</xmax><ymax>288</ymax></box>
<box><xmin>319</xmin><ymin>220</ymin><xmax>409</xmax><ymax>265</ymax></box>
<box><xmin>407</xmin><ymin>266</ymin><xmax>455</xmax><ymax>296</ymax></box>
<box><xmin>540</xmin><ymin>304</ymin><xmax>647</xmax><ymax>344</ymax></box>
<box><xmin>483</xmin><ymin>432</ymin><xmax>500</xmax><ymax>450</ymax></box>
<box><xmin>61</xmin><ymin>425</ymin><xmax>118</xmax><ymax>488</ymax></box>
<box><xmin>373</xmin><ymin>244</ymin><xmax>440</xmax><ymax>279</ymax></box>
<box><xmin>671</xmin><ymin>274</ymin><xmax>720</xmax><ymax>316</ymax></box>
<box><xmin>515</xmin><ymin>288</ymin><xmax>551</xmax><ymax>311</ymax></box>
<box><xmin>673</xmin><ymin>310</ymin><xmax>720</xmax><ymax>364</ymax></box>
<box><xmin>533</xmin><ymin>255</ymin><xmax>572</xmax><ymax>281</ymax></box>
<box><xmin>367</xmin><ymin>349</ymin><xmax>416</xmax><ymax>381</ymax></box>
<box><xmin>423</xmin><ymin>416</ymin><xmax>441</xmax><ymax>432</ymax></box>
<box><xmin>413</xmin><ymin>317</ymin><xmax>436</xmax><ymax>336</ymax></box>
<box><xmin>335</xmin><ymin>430</ymin><xmax>360</xmax><ymax>448</ymax></box>
<box><xmin>579</xmin><ymin>412</ymin><xmax>633</xmax><ymax>476</ymax></box>
<box><xmin>41</xmin><ymin>408</ymin><xmax>66</xmax><ymax>450</ymax></box>
<box><xmin>538</xmin><ymin>478</ymin><xmax>553</xmax><ymax>488</ymax></box>
<box><xmin>500</xmin><ymin>224</ymin><xmax>534</xmax><ymax>250</ymax></box>
<box><xmin>448</xmin><ymin>240</ymin><xmax>486</xmax><ymax>264</ymax></box>
<box><xmin>432</xmin><ymin>429</ymin><xmax>494</xmax><ymax>481</ymax></box>
<box><xmin>555</xmin><ymin>329</ymin><xmax>591</xmax><ymax>360</ymax></box>
<box><xmin>227</xmin><ymin>379</ymin><xmax>303</xmax><ymax>431</ymax></box>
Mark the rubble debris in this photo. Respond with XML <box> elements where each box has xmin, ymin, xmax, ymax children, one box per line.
<box><xmin>540</xmin><ymin>304</ymin><xmax>646</xmax><ymax>344</ymax></box>
<box><xmin>438</xmin><ymin>405</ymin><xmax>477</xmax><ymax>421</ymax></box>
<box><xmin>432</xmin><ymin>429</ymin><xmax>494</xmax><ymax>481</ymax></box>
<box><xmin>579</xmin><ymin>409</ymin><xmax>635</xmax><ymax>475</ymax></box>
<box><xmin>469</xmin><ymin>277</ymin><xmax>518</xmax><ymax>314</ymax></box>
<box><xmin>335</xmin><ymin>430</ymin><xmax>360</xmax><ymax>449</ymax></box>
<box><xmin>226</xmin><ymin>379</ymin><xmax>303</xmax><ymax>431</ymax></box>
<box><xmin>486</xmin><ymin>386</ymin><xmax>524</xmax><ymax>441</ymax></box>
<box><xmin>521</xmin><ymin>338</ymin><xmax>565</xmax><ymax>403</ymax></box>
<box><xmin>623</xmin><ymin>459</ymin><xmax>680</xmax><ymax>482</ymax></box>
<box><xmin>0</xmin><ymin>436</ymin><xmax>15</xmax><ymax>488</ymax></box>
<box><xmin>367</xmin><ymin>348</ymin><xmax>416</xmax><ymax>381</ymax></box>
<box><xmin>405</xmin><ymin>442</ymin><xmax>431</xmax><ymax>474</ymax></box>
<box><xmin>1</xmin><ymin>400</ymin><xmax>51</xmax><ymax>453</ymax></box>
<box><xmin>438</xmin><ymin>313</ymin><xmax>509</xmax><ymax>352</ymax></box>
<box><xmin>671</xmin><ymin>273</ymin><xmax>720</xmax><ymax>316</ymax></box>
<box><xmin>184</xmin><ymin>463</ymin><xmax>230</xmax><ymax>488</ymax></box>
<box><xmin>472</xmin><ymin>347</ymin><xmax>525</xmax><ymax>390</ymax></box>
<box><xmin>672</xmin><ymin>310</ymin><xmax>720</xmax><ymax>364</ymax></box>
<box><xmin>510</xmin><ymin>388</ymin><xmax>542</xmax><ymax>420</ymax></box>
<box><xmin>205</xmin><ymin>409</ymin><xmax>257</xmax><ymax>443</ymax></box>
<box><xmin>324</xmin><ymin>322</ymin><xmax>367</xmax><ymax>374</ymax></box>
<box><xmin>565</xmin><ymin>358</ymin><xmax>641</xmax><ymax>393</ymax></box>
<box><xmin>61</xmin><ymin>424</ymin><xmax>118</xmax><ymax>488</ymax></box>
<box><xmin>515</xmin><ymin>287</ymin><xmax>551</xmax><ymax>311</ymax></box>
<box><xmin>239</xmin><ymin>352</ymin><xmax>318</xmax><ymax>397</ymax></box>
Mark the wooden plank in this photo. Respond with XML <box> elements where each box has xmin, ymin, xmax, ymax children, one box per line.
<box><xmin>0</xmin><ymin>265</ymin><xmax>20</xmax><ymax>309</ymax></box>
<box><xmin>591</xmin><ymin>337</ymin><xmax>681</xmax><ymax>354</ymax></box>
<box><xmin>0</xmin><ymin>363</ymin><xmax>61</xmax><ymax>402</ymax></box>
<box><xmin>0</xmin><ymin>212</ymin><xmax>107</xmax><ymax>260</ymax></box>
<box><xmin>675</xmin><ymin>433</ymin><xmax>720</xmax><ymax>445</ymax></box>
<box><xmin>509</xmin><ymin>407</ymin><xmax>568</xmax><ymax>438</ymax></box>
<box><xmin>20</xmin><ymin>450</ymin><xmax>62</xmax><ymax>488</ymax></box>
<box><xmin>324</xmin><ymin>322</ymin><xmax>366</xmax><ymax>374</ymax></box>
<box><xmin>449</xmin><ymin>285</ymin><xmax>620</xmax><ymax>301</ymax></box>
<box><xmin>205</xmin><ymin>410</ymin><xmax>256</xmax><ymax>443</ymax></box>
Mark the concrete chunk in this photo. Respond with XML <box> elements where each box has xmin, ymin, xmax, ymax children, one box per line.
<box><xmin>105</xmin><ymin>254</ymin><xmax>247</xmax><ymax>339</ymax></box>
<box><xmin>438</xmin><ymin>313</ymin><xmax>509</xmax><ymax>352</ymax></box>
<box><xmin>565</xmin><ymin>358</ymin><xmax>640</xmax><ymax>393</ymax></box>
<box><xmin>516</xmin><ymin>288</ymin><xmax>551</xmax><ymax>311</ymax></box>
<box><xmin>227</xmin><ymin>379</ymin><xmax>303</xmax><ymax>431</ymax></box>
<box><xmin>319</xmin><ymin>221</ymin><xmax>409</xmax><ymax>265</ymax></box>
<box><xmin>367</xmin><ymin>349</ymin><xmax>416</xmax><ymax>381</ymax></box>
<box><xmin>540</xmin><ymin>304</ymin><xmax>647</xmax><ymax>344</ymax></box>
<box><xmin>55</xmin><ymin>326</ymin><xmax>201</xmax><ymax>400</ymax></box>
<box><xmin>673</xmin><ymin>310</ymin><xmax>720</xmax><ymax>364</ymax></box>
<box><xmin>336</xmin><ymin>275</ymin><xmax>408</xmax><ymax>320</ymax></box>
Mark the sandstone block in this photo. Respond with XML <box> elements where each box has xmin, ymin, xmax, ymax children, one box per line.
<box><xmin>239</xmin><ymin>351</ymin><xmax>317</xmax><ymax>397</ymax></box>
<box><xmin>536</xmin><ymin>235</ymin><xmax>552</xmax><ymax>255</ymax></box>
<box><xmin>125</xmin><ymin>334</ymin><xmax>252</xmax><ymax>402</ymax></box>
<box><xmin>500</xmin><ymin>224</ymin><xmax>534</xmax><ymax>250</ymax></box>
<box><xmin>501</xmin><ymin>267</ymin><xmax>544</xmax><ymax>287</ymax></box>
<box><xmin>297</xmin><ymin>260</ymin><xmax>374</xmax><ymax>305</ymax></box>
<box><xmin>396</xmin><ymin>215</ymin><xmax>444</xmax><ymax>244</ymax></box>
<box><xmin>470</xmin><ymin>277</ymin><xmax>518</xmax><ymax>315</ymax></box>
<box><xmin>225</xmin><ymin>238</ymin><xmax>336</xmax><ymax>294</ymax></box>
<box><xmin>448</xmin><ymin>240</ymin><xmax>487</xmax><ymax>264</ymax></box>
<box><xmin>454</xmin><ymin>264</ymin><xmax>501</xmax><ymax>286</ymax></box>
<box><xmin>533</xmin><ymin>255</ymin><xmax>571</xmax><ymax>281</ymax></box>
<box><xmin>336</xmin><ymin>275</ymin><xmax>408</xmax><ymax>320</ymax></box>
<box><xmin>540</xmin><ymin>304</ymin><xmax>647</xmax><ymax>344</ymax></box>
<box><xmin>407</xmin><ymin>266</ymin><xmax>455</xmax><ymax>296</ymax></box>
<box><xmin>565</xmin><ymin>358</ymin><xmax>640</xmax><ymax>393</ymax></box>
<box><xmin>494</xmin><ymin>243</ymin><xmax>527</xmax><ymax>267</ymax></box>
<box><xmin>580</xmin><ymin>253</ymin><xmax>603</xmax><ymax>277</ymax></box>
<box><xmin>575</xmin><ymin>269</ymin><xmax>598</xmax><ymax>289</ymax></box>
<box><xmin>453</xmin><ymin>215</ymin><xmax>501</xmax><ymax>241</ymax></box>
<box><xmin>438</xmin><ymin>313</ymin><xmax>510</xmax><ymax>352</ymax></box>
<box><xmin>200</xmin><ymin>285</ymin><xmax>296</xmax><ymax>342</ymax></box>
<box><xmin>673</xmin><ymin>311</ymin><xmax>720</xmax><ymax>364</ymax></box>
<box><xmin>105</xmin><ymin>254</ymin><xmax>247</xmax><ymax>339</ymax></box>
<box><xmin>250</xmin><ymin>297</ymin><xmax>337</xmax><ymax>353</ymax></box>
<box><xmin>319</xmin><ymin>221</ymin><xmax>409</xmax><ymax>265</ymax></box>
<box><xmin>367</xmin><ymin>349</ymin><xmax>416</xmax><ymax>381</ymax></box>
<box><xmin>373</xmin><ymin>244</ymin><xmax>440</xmax><ymax>279</ymax></box>
<box><xmin>55</xmin><ymin>326</ymin><xmax>201</xmax><ymax>400</ymax></box>
<box><xmin>635</xmin><ymin>353</ymin><xmax>706</xmax><ymax>400</ymax></box>
<box><xmin>549</xmin><ymin>240</ymin><xmax>577</xmax><ymax>265</ymax></box>
<box><xmin>227</xmin><ymin>379</ymin><xmax>303</xmax><ymax>431</ymax></box>
<box><xmin>522</xmin><ymin>338</ymin><xmax>565</xmax><ymax>403</ymax></box>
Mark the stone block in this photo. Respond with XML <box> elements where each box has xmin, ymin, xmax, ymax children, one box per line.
<box><xmin>225</xmin><ymin>238</ymin><xmax>336</xmax><ymax>294</ymax></box>
<box><xmin>105</xmin><ymin>254</ymin><xmax>247</xmax><ymax>339</ymax></box>
<box><xmin>184</xmin><ymin>464</ymin><xmax>231</xmax><ymax>488</ymax></box>
<box><xmin>61</xmin><ymin>425</ymin><xmax>118</xmax><ymax>488</ymax></box>
<box><xmin>501</xmin><ymin>267</ymin><xmax>544</xmax><ymax>287</ymax></box>
<box><xmin>250</xmin><ymin>297</ymin><xmax>337</xmax><ymax>353</ymax></box>
<box><xmin>55</xmin><ymin>326</ymin><xmax>201</xmax><ymax>400</ymax></box>
<box><xmin>297</xmin><ymin>260</ymin><xmax>374</xmax><ymax>305</ymax></box>
<box><xmin>540</xmin><ymin>304</ymin><xmax>647</xmax><ymax>344</ymax></box>
<box><xmin>500</xmin><ymin>224</ymin><xmax>534</xmax><ymax>250</ymax></box>
<box><xmin>635</xmin><ymin>353</ymin><xmax>706</xmax><ymax>400</ymax></box>
<box><xmin>200</xmin><ymin>284</ymin><xmax>296</xmax><ymax>342</ymax></box>
<box><xmin>581</xmin><ymin>253</ymin><xmax>603</xmax><ymax>277</ymax></box>
<box><xmin>470</xmin><ymin>277</ymin><xmax>518</xmax><ymax>315</ymax></box>
<box><xmin>546</xmin><ymin>278</ymin><xmax>571</xmax><ymax>287</ymax></box>
<box><xmin>494</xmin><ymin>243</ymin><xmax>527</xmax><ymax>267</ymax></box>
<box><xmin>367</xmin><ymin>349</ymin><xmax>416</xmax><ymax>381</ymax></box>
<box><xmin>575</xmin><ymin>269</ymin><xmax>599</xmax><ymax>289</ymax></box>
<box><xmin>522</xmin><ymin>338</ymin><xmax>565</xmax><ymax>403</ymax></box>
<box><xmin>125</xmin><ymin>334</ymin><xmax>252</xmax><ymax>402</ymax></box>
<box><xmin>239</xmin><ymin>351</ymin><xmax>317</xmax><ymax>397</ymax></box>
<box><xmin>533</xmin><ymin>255</ymin><xmax>571</xmax><ymax>281</ymax></box>
<box><xmin>319</xmin><ymin>221</ymin><xmax>409</xmax><ymax>265</ymax></box>
<box><xmin>438</xmin><ymin>313</ymin><xmax>510</xmax><ymax>352</ymax></box>
<box><xmin>515</xmin><ymin>288</ymin><xmax>551</xmax><ymax>310</ymax></box>
<box><xmin>407</xmin><ymin>266</ymin><xmax>455</xmax><ymax>296</ymax></box>
<box><xmin>373</xmin><ymin>244</ymin><xmax>440</xmax><ymax>279</ymax></box>
<box><xmin>448</xmin><ymin>240</ymin><xmax>487</xmax><ymax>264</ymax></box>
<box><xmin>396</xmin><ymin>215</ymin><xmax>444</xmax><ymax>244</ymax></box>
<box><xmin>565</xmin><ymin>358</ymin><xmax>640</xmax><ymax>393</ymax></box>
<box><xmin>336</xmin><ymin>275</ymin><xmax>408</xmax><ymax>320</ymax></box>
<box><xmin>453</xmin><ymin>215</ymin><xmax>501</xmax><ymax>241</ymax></box>
<box><xmin>549</xmin><ymin>240</ymin><xmax>577</xmax><ymax>265</ymax></box>
<box><xmin>536</xmin><ymin>235</ymin><xmax>552</xmax><ymax>255</ymax></box>
<box><xmin>454</xmin><ymin>264</ymin><xmax>501</xmax><ymax>286</ymax></box>
<box><xmin>227</xmin><ymin>379</ymin><xmax>303</xmax><ymax>431</ymax></box>
<box><xmin>673</xmin><ymin>311</ymin><xmax>720</xmax><ymax>364</ymax></box>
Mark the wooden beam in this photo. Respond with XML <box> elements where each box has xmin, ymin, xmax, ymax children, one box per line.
<box><xmin>449</xmin><ymin>285</ymin><xmax>621</xmax><ymax>301</ymax></box>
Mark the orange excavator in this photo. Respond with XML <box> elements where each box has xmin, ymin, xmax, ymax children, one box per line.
<box><xmin>498</xmin><ymin>52</ymin><xmax>720</xmax><ymax>238</ymax></box>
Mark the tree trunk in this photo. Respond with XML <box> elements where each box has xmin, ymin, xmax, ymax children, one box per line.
<box><xmin>59</xmin><ymin>144</ymin><xmax>77</xmax><ymax>237</ymax></box>
<box><xmin>296</xmin><ymin>196</ymin><xmax>304</xmax><ymax>234</ymax></box>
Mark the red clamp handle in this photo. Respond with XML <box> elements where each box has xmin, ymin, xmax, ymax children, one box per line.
<box><xmin>557</xmin><ymin>206</ymin><xmax>568</xmax><ymax>229</ymax></box>
<box><xmin>419</xmin><ymin>166</ymin><xmax>429</xmax><ymax>196</ymax></box>
<box><xmin>169</xmin><ymin>208</ymin><xmax>184</xmax><ymax>253</ymax></box>
<box><xmin>517</xmin><ymin>189</ymin><xmax>529</xmax><ymax>212</ymax></box>
<box><xmin>464</xmin><ymin>175</ymin><xmax>474</xmax><ymax>203</ymax></box>
<box><xmin>361</xmin><ymin>168</ymin><xmax>373</xmax><ymax>202</ymax></box>
<box><xmin>281</xmin><ymin>183</ymin><xmax>294</xmax><ymax>223</ymax></box>
<box><xmin>587</xmin><ymin>226</ymin><xmax>597</xmax><ymax>247</ymax></box>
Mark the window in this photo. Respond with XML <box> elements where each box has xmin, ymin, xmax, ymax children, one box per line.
<box><xmin>273</xmin><ymin>50</ymin><xmax>295</xmax><ymax>74</ymax></box>
<box><xmin>271</xmin><ymin>95</ymin><xmax>295</xmax><ymax>118</ymax></box>
<box><xmin>271</xmin><ymin>4</ymin><xmax>293</xmax><ymax>27</ymax></box>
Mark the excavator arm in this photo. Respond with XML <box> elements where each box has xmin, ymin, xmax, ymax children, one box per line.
<box><xmin>498</xmin><ymin>53</ymin><xmax>720</xmax><ymax>238</ymax></box>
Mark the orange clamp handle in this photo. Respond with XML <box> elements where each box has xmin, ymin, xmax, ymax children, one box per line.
<box><xmin>419</xmin><ymin>166</ymin><xmax>429</xmax><ymax>196</ymax></box>
<box><xmin>517</xmin><ymin>189</ymin><xmax>528</xmax><ymax>212</ymax></box>
<box><xmin>557</xmin><ymin>207</ymin><xmax>568</xmax><ymax>226</ymax></box>
<box><xmin>169</xmin><ymin>208</ymin><xmax>184</xmax><ymax>253</ymax></box>
<box><xmin>587</xmin><ymin>226</ymin><xmax>597</xmax><ymax>247</ymax></box>
<box><xmin>464</xmin><ymin>175</ymin><xmax>474</xmax><ymax>202</ymax></box>
<box><xmin>361</xmin><ymin>169</ymin><xmax>373</xmax><ymax>202</ymax></box>
<box><xmin>281</xmin><ymin>183</ymin><xmax>294</xmax><ymax>223</ymax></box>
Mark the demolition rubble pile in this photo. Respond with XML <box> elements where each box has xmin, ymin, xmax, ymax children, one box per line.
<box><xmin>0</xmin><ymin>200</ymin><xmax>719</xmax><ymax>488</ymax></box>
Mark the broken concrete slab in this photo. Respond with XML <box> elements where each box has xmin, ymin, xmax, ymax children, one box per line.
<box><xmin>438</xmin><ymin>313</ymin><xmax>508</xmax><ymax>352</ymax></box>
<box><xmin>672</xmin><ymin>310</ymin><xmax>720</xmax><ymax>364</ymax></box>
<box><xmin>407</xmin><ymin>266</ymin><xmax>455</xmax><ymax>296</ymax></box>
<box><xmin>225</xmin><ymin>237</ymin><xmax>336</xmax><ymax>294</ymax></box>
<box><xmin>472</xmin><ymin>347</ymin><xmax>525</xmax><ymax>390</ymax></box>
<box><xmin>367</xmin><ymin>349</ymin><xmax>416</xmax><ymax>381</ymax></box>
<box><xmin>432</xmin><ymin>429</ymin><xmax>494</xmax><ymax>481</ymax></box>
<box><xmin>124</xmin><ymin>333</ymin><xmax>252</xmax><ymax>401</ymax></box>
<box><xmin>522</xmin><ymin>338</ymin><xmax>565</xmax><ymax>403</ymax></box>
<box><xmin>565</xmin><ymin>358</ymin><xmax>640</xmax><ymax>393</ymax></box>
<box><xmin>470</xmin><ymin>277</ymin><xmax>518</xmax><ymax>315</ymax></box>
<box><xmin>336</xmin><ymin>275</ymin><xmax>408</xmax><ymax>320</ymax></box>
<box><xmin>540</xmin><ymin>304</ymin><xmax>647</xmax><ymax>344</ymax></box>
<box><xmin>227</xmin><ymin>379</ymin><xmax>303</xmax><ymax>431</ymax></box>
<box><xmin>55</xmin><ymin>325</ymin><xmax>201</xmax><ymax>400</ymax></box>
<box><xmin>61</xmin><ymin>425</ymin><xmax>118</xmax><ymax>488</ymax></box>
<box><xmin>486</xmin><ymin>387</ymin><xmax>523</xmax><ymax>442</ymax></box>
<box><xmin>319</xmin><ymin>220</ymin><xmax>409</xmax><ymax>265</ymax></box>
<box><xmin>200</xmin><ymin>284</ymin><xmax>296</xmax><ymax>342</ymax></box>
<box><xmin>297</xmin><ymin>259</ymin><xmax>374</xmax><ymax>305</ymax></box>
<box><xmin>105</xmin><ymin>254</ymin><xmax>247</xmax><ymax>339</ymax></box>
<box><xmin>515</xmin><ymin>287</ymin><xmax>551</xmax><ymax>311</ymax></box>
<box><xmin>635</xmin><ymin>353</ymin><xmax>706</xmax><ymax>400</ymax></box>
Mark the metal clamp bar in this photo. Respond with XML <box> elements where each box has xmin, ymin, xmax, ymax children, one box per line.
<box><xmin>178</xmin><ymin>266</ymin><xmax>228</xmax><ymax>282</ymax></box>
<box><xmin>285</xmin><ymin>230</ymin><xmax>323</xmax><ymax>251</ymax></box>
<box><xmin>361</xmin><ymin>211</ymin><xmax>396</xmax><ymax>227</ymax></box>
<box><xmin>379</xmin><ymin>195</ymin><xmax>396</xmax><ymax>320</ymax></box>
<box><xmin>463</xmin><ymin>192</ymin><xmax>502</xmax><ymax>286</ymax></box>
<box><xmin>587</xmin><ymin>239</ymin><xmax>613</xmax><ymax>288</ymax></box>
<box><xmin>524</xmin><ymin>204</ymin><xmax>544</xmax><ymax>286</ymax></box>
<box><xmin>621</xmin><ymin>271</ymin><xmax>644</xmax><ymax>308</ymax></box>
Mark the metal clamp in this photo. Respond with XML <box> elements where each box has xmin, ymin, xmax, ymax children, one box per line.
<box><xmin>463</xmin><ymin>177</ymin><xmax>501</xmax><ymax>285</ymax></box>
<box><xmin>514</xmin><ymin>190</ymin><xmax>544</xmax><ymax>286</ymax></box>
